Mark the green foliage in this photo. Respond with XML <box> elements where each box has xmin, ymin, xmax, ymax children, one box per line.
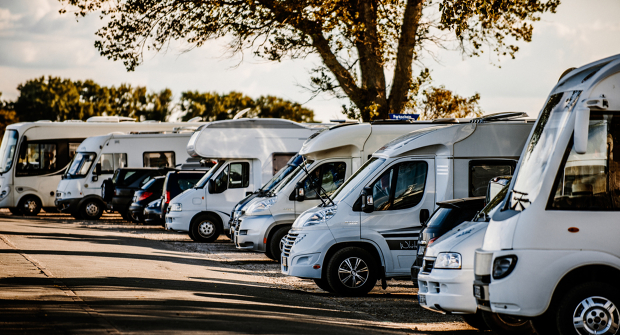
<box><xmin>0</xmin><ymin>93</ymin><xmax>19</xmax><ymax>140</ymax></box>
<box><xmin>417</xmin><ymin>85</ymin><xmax>482</xmax><ymax>120</ymax></box>
<box><xmin>60</xmin><ymin>0</ymin><xmax>560</xmax><ymax>121</ymax></box>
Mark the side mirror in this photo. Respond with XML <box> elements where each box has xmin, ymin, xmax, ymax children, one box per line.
<box><xmin>419</xmin><ymin>209</ymin><xmax>430</xmax><ymax>224</ymax></box>
<box><xmin>207</xmin><ymin>179</ymin><xmax>215</xmax><ymax>194</ymax></box>
<box><xmin>361</xmin><ymin>187</ymin><xmax>374</xmax><ymax>213</ymax></box>
<box><xmin>574</xmin><ymin>107</ymin><xmax>590</xmax><ymax>154</ymax></box>
<box><xmin>95</xmin><ymin>163</ymin><xmax>101</xmax><ymax>176</ymax></box>
<box><xmin>295</xmin><ymin>182</ymin><xmax>305</xmax><ymax>202</ymax></box>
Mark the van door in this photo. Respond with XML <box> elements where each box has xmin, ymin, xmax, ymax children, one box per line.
<box><xmin>208</xmin><ymin>161</ymin><xmax>252</xmax><ymax>219</ymax></box>
<box><xmin>294</xmin><ymin>160</ymin><xmax>349</xmax><ymax>216</ymax></box>
<box><xmin>360</xmin><ymin>158</ymin><xmax>435</xmax><ymax>276</ymax></box>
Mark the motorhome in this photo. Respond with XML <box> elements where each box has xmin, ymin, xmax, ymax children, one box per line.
<box><xmin>55</xmin><ymin>131</ymin><xmax>198</xmax><ymax>219</ymax></box>
<box><xmin>281</xmin><ymin>116</ymin><xmax>533</xmax><ymax>296</ymax></box>
<box><xmin>233</xmin><ymin>120</ymin><xmax>463</xmax><ymax>260</ymax></box>
<box><xmin>0</xmin><ymin>117</ymin><xmax>202</xmax><ymax>216</ymax></box>
<box><xmin>473</xmin><ymin>54</ymin><xmax>620</xmax><ymax>334</ymax></box>
<box><xmin>164</xmin><ymin>119</ymin><xmax>324</xmax><ymax>242</ymax></box>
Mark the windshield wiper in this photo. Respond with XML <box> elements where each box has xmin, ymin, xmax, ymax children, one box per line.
<box><xmin>298</xmin><ymin>157</ymin><xmax>335</xmax><ymax>207</ymax></box>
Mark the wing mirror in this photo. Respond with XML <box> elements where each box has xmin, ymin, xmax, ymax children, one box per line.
<box><xmin>92</xmin><ymin>163</ymin><xmax>101</xmax><ymax>182</ymax></box>
<box><xmin>207</xmin><ymin>179</ymin><xmax>215</xmax><ymax>193</ymax></box>
<box><xmin>419</xmin><ymin>208</ymin><xmax>430</xmax><ymax>224</ymax></box>
<box><xmin>574</xmin><ymin>107</ymin><xmax>590</xmax><ymax>154</ymax></box>
<box><xmin>361</xmin><ymin>187</ymin><xmax>374</xmax><ymax>213</ymax></box>
<box><xmin>295</xmin><ymin>182</ymin><xmax>305</xmax><ymax>202</ymax></box>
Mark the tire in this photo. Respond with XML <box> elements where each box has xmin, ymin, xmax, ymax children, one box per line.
<box><xmin>8</xmin><ymin>207</ymin><xmax>21</xmax><ymax>215</ymax></box>
<box><xmin>190</xmin><ymin>214</ymin><xmax>221</xmax><ymax>243</ymax></box>
<box><xmin>266</xmin><ymin>226</ymin><xmax>290</xmax><ymax>262</ymax></box>
<box><xmin>313</xmin><ymin>278</ymin><xmax>335</xmax><ymax>293</ymax></box>
<box><xmin>462</xmin><ymin>311</ymin><xmax>489</xmax><ymax>330</ymax></box>
<box><xmin>102</xmin><ymin>179</ymin><xmax>113</xmax><ymax>202</ymax></box>
<box><xmin>19</xmin><ymin>196</ymin><xmax>41</xmax><ymax>216</ymax></box>
<box><xmin>556</xmin><ymin>282</ymin><xmax>620</xmax><ymax>335</ymax></box>
<box><xmin>129</xmin><ymin>211</ymin><xmax>143</xmax><ymax>223</ymax></box>
<box><xmin>120</xmin><ymin>211</ymin><xmax>131</xmax><ymax>221</ymax></box>
<box><xmin>325</xmin><ymin>247</ymin><xmax>378</xmax><ymax>296</ymax></box>
<box><xmin>481</xmin><ymin>311</ymin><xmax>534</xmax><ymax>334</ymax></box>
<box><xmin>79</xmin><ymin>199</ymin><xmax>103</xmax><ymax>220</ymax></box>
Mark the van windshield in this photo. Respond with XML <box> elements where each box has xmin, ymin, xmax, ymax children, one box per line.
<box><xmin>261</xmin><ymin>155</ymin><xmax>304</xmax><ymax>192</ymax></box>
<box><xmin>66</xmin><ymin>152</ymin><xmax>96</xmax><ymax>178</ymax></box>
<box><xmin>195</xmin><ymin>160</ymin><xmax>224</xmax><ymax>189</ymax></box>
<box><xmin>332</xmin><ymin>157</ymin><xmax>386</xmax><ymax>203</ymax></box>
<box><xmin>509</xmin><ymin>90</ymin><xmax>580</xmax><ymax>211</ymax></box>
<box><xmin>0</xmin><ymin>130</ymin><xmax>18</xmax><ymax>174</ymax></box>
<box><xmin>270</xmin><ymin>159</ymin><xmax>314</xmax><ymax>195</ymax></box>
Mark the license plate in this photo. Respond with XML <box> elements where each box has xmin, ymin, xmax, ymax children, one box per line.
<box><xmin>417</xmin><ymin>246</ymin><xmax>426</xmax><ymax>255</ymax></box>
<box><xmin>474</xmin><ymin>285</ymin><xmax>483</xmax><ymax>299</ymax></box>
<box><xmin>282</xmin><ymin>256</ymin><xmax>288</xmax><ymax>267</ymax></box>
<box><xmin>419</xmin><ymin>294</ymin><xmax>426</xmax><ymax>305</ymax></box>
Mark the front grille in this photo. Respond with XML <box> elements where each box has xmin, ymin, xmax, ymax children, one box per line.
<box><xmin>422</xmin><ymin>259</ymin><xmax>435</xmax><ymax>274</ymax></box>
<box><xmin>282</xmin><ymin>232</ymin><xmax>299</xmax><ymax>258</ymax></box>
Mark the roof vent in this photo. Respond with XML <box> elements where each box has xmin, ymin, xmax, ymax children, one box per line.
<box><xmin>35</xmin><ymin>120</ymin><xmax>53</xmax><ymax>123</ymax></box>
<box><xmin>63</xmin><ymin>120</ymin><xmax>84</xmax><ymax>123</ymax></box>
<box><xmin>470</xmin><ymin>112</ymin><xmax>528</xmax><ymax>123</ymax></box>
<box><xmin>86</xmin><ymin>116</ymin><xmax>136</xmax><ymax>123</ymax></box>
<box><xmin>187</xmin><ymin>117</ymin><xmax>203</xmax><ymax>123</ymax></box>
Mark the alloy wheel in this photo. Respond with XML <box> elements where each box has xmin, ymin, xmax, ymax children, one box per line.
<box><xmin>337</xmin><ymin>257</ymin><xmax>369</xmax><ymax>288</ymax></box>
<box><xmin>198</xmin><ymin>221</ymin><xmax>215</xmax><ymax>238</ymax></box>
<box><xmin>573</xmin><ymin>296</ymin><xmax>620</xmax><ymax>335</ymax></box>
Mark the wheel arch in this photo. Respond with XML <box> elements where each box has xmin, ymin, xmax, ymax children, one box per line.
<box><xmin>191</xmin><ymin>211</ymin><xmax>225</xmax><ymax>230</ymax></box>
<box><xmin>265</xmin><ymin>221</ymin><xmax>293</xmax><ymax>245</ymax></box>
<box><xmin>549</xmin><ymin>264</ymin><xmax>620</xmax><ymax>312</ymax></box>
<box><xmin>321</xmin><ymin>241</ymin><xmax>386</xmax><ymax>280</ymax></box>
<box><xmin>77</xmin><ymin>195</ymin><xmax>105</xmax><ymax>208</ymax></box>
<box><xmin>16</xmin><ymin>192</ymin><xmax>42</xmax><ymax>206</ymax></box>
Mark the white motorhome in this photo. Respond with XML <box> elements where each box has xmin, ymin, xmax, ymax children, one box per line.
<box><xmin>233</xmin><ymin>120</ymin><xmax>461</xmax><ymax>260</ymax></box>
<box><xmin>165</xmin><ymin>119</ymin><xmax>323</xmax><ymax>242</ymax></box>
<box><xmin>55</xmin><ymin>130</ymin><xmax>200</xmax><ymax>219</ymax></box>
<box><xmin>474</xmin><ymin>55</ymin><xmax>620</xmax><ymax>334</ymax></box>
<box><xmin>281</xmin><ymin>117</ymin><xmax>533</xmax><ymax>296</ymax></box>
<box><xmin>0</xmin><ymin>117</ymin><xmax>202</xmax><ymax>216</ymax></box>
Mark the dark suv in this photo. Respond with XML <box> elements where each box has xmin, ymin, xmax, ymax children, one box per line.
<box><xmin>128</xmin><ymin>176</ymin><xmax>165</xmax><ymax>223</ymax></box>
<box><xmin>161</xmin><ymin>170</ymin><xmax>206</xmax><ymax>219</ymax></box>
<box><xmin>102</xmin><ymin>168</ymin><xmax>174</xmax><ymax>220</ymax></box>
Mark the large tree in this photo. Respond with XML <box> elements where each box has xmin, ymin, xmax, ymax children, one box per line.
<box><xmin>61</xmin><ymin>0</ymin><xmax>559</xmax><ymax>121</ymax></box>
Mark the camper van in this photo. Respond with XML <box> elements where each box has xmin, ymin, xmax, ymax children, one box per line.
<box><xmin>55</xmin><ymin>131</ymin><xmax>198</xmax><ymax>220</ymax></box>
<box><xmin>474</xmin><ymin>55</ymin><xmax>620</xmax><ymax>334</ymax></box>
<box><xmin>281</xmin><ymin>116</ymin><xmax>533</xmax><ymax>295</ymax></box>
<box><xmin>0</xmin><ymin>117</ymin><xmax>203</xmax><ymax>216</ymax></box>
<box><xmin>164</xmin><ymin>119</ymin><xmax>323</xmax><ymax>242</ymax></box>
<box><xmin>233</xmin><ymin>120</ymin><xmax>462</xmax><ymax>260</ymax></box>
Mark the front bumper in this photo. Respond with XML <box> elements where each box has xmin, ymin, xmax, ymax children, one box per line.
<box><xmin>233</xmin><ymin>215</ymin><xmax>274</xmax><ymax>252</ymax></box>
<box><xmin>165</xmin><ymin>209</ymin><xmax>196</xmax><ymax>232</ymax></box>
<box><xmin>55</xmin><ymin>198</ymin><xmax>81</xmax><ymax>213</ymax></box>
<box><xmin>418</xmin><ymin>268</ymin><xmax>477</xmax><ymax>315</ymax></box>
<box><xmin>281</xmin><ymin>228</ymin><xmax>335</xmax><ymax>279</ymax></box>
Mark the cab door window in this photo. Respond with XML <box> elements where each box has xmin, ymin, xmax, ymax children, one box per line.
<box><xmin>302</xmin><ymin>162</ymin><xmax>346</xmax><ymax>200</ymax></box>
<box><xmin>228</xmin><ymin>162</ymin><xmax>250</xmax><ymax>188</ymax></box>
<box><xmin>370</xmin><ymin>161</ymin><xmax>428</xmax><ymax>211</ymax></box>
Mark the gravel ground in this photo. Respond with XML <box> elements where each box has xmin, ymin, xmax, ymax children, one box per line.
<box><xmin>4</xmin><ymin>209</ymin><xmax>488</xmax><ymax>333</ymax></box>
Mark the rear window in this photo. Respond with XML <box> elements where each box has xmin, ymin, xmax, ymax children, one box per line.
<box><xmin>426</xmin><ymin>207</ymin><xmax>478</xmax><ymax>229</ymax></box>
<box><xmin>142</xmin><ymin>177</ymin><xmax>165</xmax><ymax>191</ymax></box>
<box><xmin>165</xmin><ymin>173</ymin><xmax>204</xmax><ymax>192</ymax></box>
<box><xmin>114</xmin><ymin>170</ymin><xmax>154</xmax><ymax>187</ymax></box>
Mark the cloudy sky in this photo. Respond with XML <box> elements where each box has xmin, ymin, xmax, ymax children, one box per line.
<box><xmin>1</xmin><ymin>0</ymin><xmax>619</xmax><ymax>122</ymax></box>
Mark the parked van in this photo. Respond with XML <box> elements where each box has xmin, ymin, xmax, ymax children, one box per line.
<box><xmin>0</xmin><ymin>117</ymin><xmax>202</xmax><ymax>216</ymax></box>
<box><xmin>164</xmin><ymin>119</ymin><xmax>324</xmax><ymax>242</ymax></box>
<box><xmin>55</xmin><ymin>131</ymin><xmax>197</xmax><ymax>219</ymax></box>
<box><xmin>281</xmin><ymin>116</ymin><xmax>533</xmax><ymax>295</ymax></box>
<box><xmin>474</xmin><ymin>54</ymin><xmax>620</xmax><ymax>334</ymax></box>
<box><xmin>233</xmin><ymin>120</ymin><xmax>462</xmax><ymax>260</ymax></box>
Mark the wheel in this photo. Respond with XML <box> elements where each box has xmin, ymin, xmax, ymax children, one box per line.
<box><xmin>313</xmin><ymin>278</ymin><xmax>335</xmax><ymax>293</ymax></box>
<box><xmin>129</xmin><ymin>211</ymin><xmax>143</xmax><ymax>223</ymax></box>
<box><xmin>325</xmin><ymin>247</ymin><xmax>378</xmax><ymax>296</ymax></box>
<box><xmin>557</xmin><ymin>282</ymin><xmax>620</xmax><ymax>335</ymax></box>
<box><xmin>266</xmin><ymin>226</ymin><xmax>290</xmax><ymax>262</ymax></box>
<box><xmin>481</xmin><ymin>311</ymin><xmax>534</xmax><ymax>334</ymax></box>
<box><xmin>8</xmin><ymin>207</ymin><xmax>21</xmax><ymax>215</ymax></box>
<box><xmin>19</xmin><ymin>196</ymin><xmax>41</xmax><ymax>216</ymax></box>
<box><xmin>79</xmin><ymin>199</ymin><xmax>103</xmax><ymax>220</ymax></box>
<box><xmin>120</xmin><ymin>211</ymin><xmax>131</xmax><ymax>221</ymax></box>
<box><xmin>461</xmin><ymin>311</ymin><xmax>489</xmax><ymax>330</ymax></box>
<box><xmin>190</xmin><ymin>214</ymin><xmax>221</xmax><ymax>243</ymax></box>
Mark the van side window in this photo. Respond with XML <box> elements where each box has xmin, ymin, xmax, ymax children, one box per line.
<box><xmin>143</xmin><ymin>152</ymin><xmax>175</xmax><ymax>168</ymax></box>
<box><xmin>69</xmin><ymin>143</ymin><xmax>80</xmax><ymax>161</ymax></box>
<box><xmin>370</xmin><ymin>161</ymin><xmax>428</xmax><ymax>211</ymax></box>
<box><xmin>228</xmin><ymin>162</ymin><xmax>250</xmax><ymax>189</ymax></box>
<box><xmin>99</xmin><ymin>153</ymin><xmax>127</xmax><ymax>174</ymax></box>
<box><xmin>16</xmin><ymin>142</ymin><xmax>58</xmax><ymax>176</ymax></box>
<box><xmin>549</xmin><ymin>114</ymin><xmax>620</xmax><ymax>210</ymax></box>
<box><xmin>302</xmin><ymin>162</ymin><xmax>346</xmax><ymax>200</ymax></box>
<box><xmin>469</xmin><ymin>161</ymin><xmax>515</xmax><ymax>197</ymax></box>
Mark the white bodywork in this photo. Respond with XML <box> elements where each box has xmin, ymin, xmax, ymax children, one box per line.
<box><xmin>474</xmin><ymin>56</ymin><xmax>620</xmax><ymax>318</ymax></box>
<box><xmin>282</xmin><ymin>121</ymin><xmax>533</xmax><ymax>280</ymax></box>
<box><xmin>0</xmin><ymin>118</ymin><xmax>202</xmax><ymax>210</ymax></box>
<box><xmin>165</xmin><ymin>119</ymin><xmax>321</xmax><ymax>233</ymax></box>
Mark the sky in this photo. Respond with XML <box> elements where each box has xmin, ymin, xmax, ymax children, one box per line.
<box><xmin>1</xmin><ymin>0</ymin><xmax>619</xmax><ymax>122</ymax></box>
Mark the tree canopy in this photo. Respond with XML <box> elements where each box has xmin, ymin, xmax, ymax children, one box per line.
<box><xmin>60</xmin><ymin>0</ymin><xmax>560</xmax><ymax>121</ymax></box>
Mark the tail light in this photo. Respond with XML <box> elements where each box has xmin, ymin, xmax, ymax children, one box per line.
<box><xmin>428</xmin><ymin>237</ymin><xmax>438</xmax><ymax>245</ymax></box>
<box><xmin>138</xmin><ymin>192</ymin><xmax>153</xmax><ymax>201</ymax></box>
<box><xmin>165</xmin><ymin>191</ymin><xmax>171</xmax><ymax>204</ymax></box>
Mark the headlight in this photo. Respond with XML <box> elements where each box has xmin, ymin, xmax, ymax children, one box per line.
<box><xmin>245</xmin><ymin>197</ymin><xmax>277</xmax><ymax>215</ymax></box>
<box><xmin>298</xmin><ymin>206</ymin><xmax>337</xmax><ymax>227</ymax></box>
<box><xmin>434</xmin><ymin>252</ymin><xmax>462</xmax><ymax>269</ymax></box>
<box><xmin>0</xmin><ymin>187</ymin><xmax>9</xmax><ymax>200</ymax></box>
<box><xmin>169</xmin><ymin>203</ymin><xmax>182</xmax><ymax>212</ymax></box>
<box><xmin>492</xmin><ymin>255</ymin><xmax>517</xmax><ymax>279</ymax></box>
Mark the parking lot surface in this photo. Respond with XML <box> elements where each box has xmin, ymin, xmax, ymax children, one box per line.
<box><xmin>0</xmin><ymin>210</ymin><xmax>484</xmax><ymax>334</ymax></box>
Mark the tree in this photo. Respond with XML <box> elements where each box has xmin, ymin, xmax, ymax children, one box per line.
<box><xmin>417</xmin><ymin>85</ymin><xmax>482</xmax><ymax>120</ymax></box>
<box><xmin>179</xmin><ymin>91</ymin><xmax>315</xmax><ymax>122</ymax></box>
<box><xmin>0</xmin><ymin>93</ymin><xmax>19</xmax><ymax>142</ymax></box>
<box><xmin>61</xmin><ymin>0</ymin><xmax>560</xmax><ymax>121</ymax></box>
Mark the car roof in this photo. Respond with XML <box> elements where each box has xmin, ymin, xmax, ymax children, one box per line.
<box><xmin>436</xmin><ymin>196</ymin><xmax>486</xmax><ymax>209</ymax></box>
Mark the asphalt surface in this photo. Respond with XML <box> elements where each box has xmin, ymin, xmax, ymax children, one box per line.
<box><xmin>0</xmin><ymin>211</ymin><xmax>486</xmax><ymax>334</ymax></box>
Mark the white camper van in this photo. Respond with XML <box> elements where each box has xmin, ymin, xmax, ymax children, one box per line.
<box><xmin>55</xmin><ymin>130</ymin><xmax>198</xmax><ymax>220</ymax></box>
<box><xmin>233</xmin><ymin>120</ymin><xmax>461</xmax><ymax>260</ymax></box>
<box><xmin>0</xmin><ymin>117</ymin><xmax>202</xmax><ymax>216</ymax></box>
<box><xmin>474</xmin><ymin>55</ymin><xmax>620</xmax><ymax>334</ymax></box>
<box><xmin>281</xmin><ymin>117</ymin><xmax>533</xmax><ymax>295</ymax></box>
<box><xmin>165</xmin><ymin>119</ymin><xmax>323</xmax><ymax>242</ymax></box>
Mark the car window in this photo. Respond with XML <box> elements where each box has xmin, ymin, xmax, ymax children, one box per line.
<box><xmin>177</xmin><ymin>177</ymin><xmax>201</xmax><ymax>191</ymax></box>
<box><xmin>469</xmin><ymin>161</ymin><xmax>515</xmax><ymax>197</ymax></box>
